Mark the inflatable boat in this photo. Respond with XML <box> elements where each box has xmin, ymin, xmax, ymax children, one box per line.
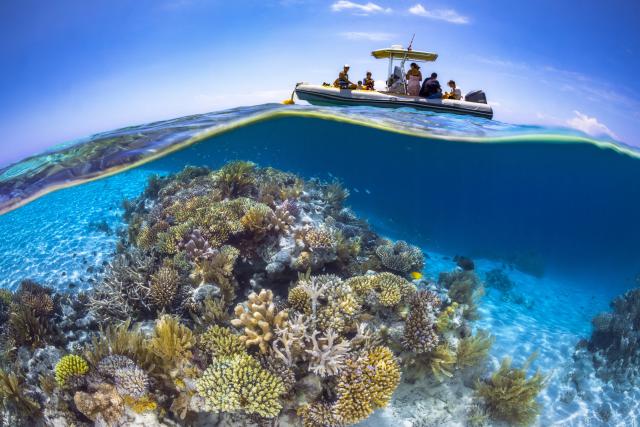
<box><xmin>292</xmin><ymin>45</ymin><xmax>493</xmax><ymax>120</ymax></box>
<box><xmin>294</xmin><ymin>83</ymin><xmax>493</xmax><ymax>119</ymax></box>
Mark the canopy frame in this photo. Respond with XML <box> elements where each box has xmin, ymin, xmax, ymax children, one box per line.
<box><xmin>371</xmin><ymin>48</ymin><xmax>438</xmax><ymax>94</ymax></box>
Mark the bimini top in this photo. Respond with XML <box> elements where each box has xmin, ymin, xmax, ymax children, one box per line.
<box><xmin>371</xmin><ymin>47</ymin><xmax>438</xmax><ymax>62</ymax></box>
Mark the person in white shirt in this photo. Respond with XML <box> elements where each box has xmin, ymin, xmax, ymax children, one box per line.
<box><xmin>444</xmin><ymin>80</ymin><xmax>462</xmax><ymax>100</ymax></box>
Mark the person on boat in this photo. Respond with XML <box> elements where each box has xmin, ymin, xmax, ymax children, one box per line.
<box><xmin>363</xmin><ymin>71</ymin><xmax>375</xmax><ymax>90</ymax></box>
<box><xmin>419</xmin><ymin>72</ymin><xmax>442</xmax><ymax>99</ymax></box>
<box><xmin>333</xmin><ymin>64</ymin><xmax>357</xmax><ymax>89</ymax></box>
<box><xmin>356</xmin><ymin>81</ymin><xmax>364</xmax><ymax>90</ymax></box>
<box><xmin>406</xmin><ymin>62</ymin><xmax>422</xmax><ymax>96</ymax></box>
<box><xmin>443</xmin><ymin>80</ymin><xmax>462</xmax><ymax>100</ymax></box>
<box><xmin>387</xmin><ymin>66</ymin><xmax>405</xmax><ymax>94</ymax></box>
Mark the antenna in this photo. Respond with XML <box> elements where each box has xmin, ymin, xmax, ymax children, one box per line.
<box><xmin>407</xmin><ymin>33</ymin><xmax>415</xmax><ymax>51</ymax></box>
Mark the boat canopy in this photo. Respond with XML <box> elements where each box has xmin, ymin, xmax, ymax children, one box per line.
<box><xmin>371</xmin><ymin>48</ymin><xmax>438</xmax><ymax>62</ymax></box>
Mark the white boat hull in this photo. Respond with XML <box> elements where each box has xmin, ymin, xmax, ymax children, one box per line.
<box><xmin>294</xmin><ymin>84</ymin><xmax>493</xmax><ymax>119</ymax></box>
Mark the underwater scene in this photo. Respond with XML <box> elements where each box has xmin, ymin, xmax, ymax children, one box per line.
<box><xmin>1</xmin><ymin>104</ymin><xmax>640</xmax><ymax>427</ymax></box>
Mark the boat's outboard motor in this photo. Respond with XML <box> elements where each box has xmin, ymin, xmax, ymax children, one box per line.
<box><xmin>465</xmin><ymin>90</ymin><xmax>487</xmax><ymax>104</ymax></box>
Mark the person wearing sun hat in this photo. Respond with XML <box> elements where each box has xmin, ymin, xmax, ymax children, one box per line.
<box><xmin>406</xmin><ymin>62</ymin><xmax>422</xmax><ymax>96</ymax></box>
<box><xmin>333</xmin><ymin>64</ymin><xmax>357</xmax><ymax>89</ymax></box>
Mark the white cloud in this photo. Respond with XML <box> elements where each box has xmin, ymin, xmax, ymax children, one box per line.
<box><xmin>331</xmin><ymin>1</ymin><xmax>391</xmax><ymax>15</ymax></box>
<box><xmin>567</xmin><ymin>111</ymin><xmax>618</xmax><ymax>139</ymax></box>
<box><xmin>408</xmin><ymin>3</ymin><xmax>468</xmax><ymax>24</ymax></box>
<box><xmin>340</xmin><ymin>31</ymin><xmax>395</xmax><ymax>41</ymax></box>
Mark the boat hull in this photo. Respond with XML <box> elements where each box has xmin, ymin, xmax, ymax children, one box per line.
<box><xmin>295</xmin><ymin>84</ymin><xmax>493</xmax><ymax>119</ymax></box>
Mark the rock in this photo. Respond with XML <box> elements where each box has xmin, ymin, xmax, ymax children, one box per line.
<box><xmin>192</xmin><ymin>284</ymin><xmax>220</xmax><ymax>302</ymax></box>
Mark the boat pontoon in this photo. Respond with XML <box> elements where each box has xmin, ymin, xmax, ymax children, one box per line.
<box><xmin>293</xmin><ymin>45</ymin><xmax>493</xmax><ymax>119</ymax></box>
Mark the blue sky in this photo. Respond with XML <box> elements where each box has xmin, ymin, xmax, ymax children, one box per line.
<box><xmin>1</xmin><ymin>0</ymin><xmax>639</xmax><ymax>166</ymax></box>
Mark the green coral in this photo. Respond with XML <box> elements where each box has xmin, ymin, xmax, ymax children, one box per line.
<box><xmin>196</xmin><ymin>353</ymin><xmax>285</xmax><ymax>418</ymax></box>
<box><xmin>428</xmin><ymin>344</ymin><xmax>457</xmax><ymax>380</ymax></box>
<box><xmin>55</xmin><ymin>354</ymin><xmax>89</xmax><ymax>387</ymax></box>
<box><xmin>475</xmin><ymin>355</ymin><xmax>546</xmax><ymax>426</ymax></box>
<box><xmin>199</xmin><ymin>325</ymin><xmax>246</xmax><ymax>358</ymax></box>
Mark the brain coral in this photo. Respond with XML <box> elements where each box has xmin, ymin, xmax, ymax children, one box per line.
<box><xmin>196</xmin><ymin>353</ymin><xmax>285</xmax><ymax>418</ymax></box>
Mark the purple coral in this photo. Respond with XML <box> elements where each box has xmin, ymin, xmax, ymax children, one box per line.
<box><xmin>179</xmin><ymin>229</ymin><xmax>213</xmax><ymax>259</ymax></box>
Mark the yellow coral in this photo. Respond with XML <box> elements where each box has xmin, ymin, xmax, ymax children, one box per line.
<box><xmin>148</xmin><ymin>315</ymin><xmax>195</xmax><ymax>371</ymax></box>
<box><xmin>196</xmin><ymin>353</ymin><xmax>285</xmax><ymax>418</ymax></box>
<box><xmin>149</xmin><ymin>266</ymin><xmax>179</xmax><ymax>308</ymax></box>
<box><xmin>240</xmin><ymin>203</ymin><xmax>275</xmax><ymax>238</ymax></box>
<box><xmin>334</xmin><ymin>346</ymin><xmax>400</xmax><ymax>424</ymax></box>
<box><xmin>199</xmin><ymin>325</ymin><xmax>246</xmax><ymax>358</ymax></box>
<box><xmin>345</xmin><ymin>275</ymin><xmax>374</xmax><ymax>299</ymax></box>
<box><xmin>287</xmin><ymin>285</ymin><xmax>311</xmax><ymax>313</ymax></box>
<box><xmin>55</xmin><ymin>354</ymin><xmax>89</xmax><ymax>388</ymax></box>
<box><xmin>429</xmin><ymin>344</ymin><xmax>457</xmax><ymax>380</ymax></box>
<box><xmin>74</xmin><ymin>384</ymin><xmax>124</xmax><ymax>424</ymax></box>
<box><xmin>123</xmin><ymin>395</ymin><xmax>157</xmax><ymax>413</ymax></box>
<box><xmin>231</xmin><ymin>289</ymin><xmax>288</xmax><ymax>353</ymax></box>
<box><xmin>304</xmin><ymin>227</ymin><xmax>335</xmax><ymax>250</ymax></box>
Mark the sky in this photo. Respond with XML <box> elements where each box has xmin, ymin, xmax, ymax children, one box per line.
<box><xmin>1</xmin><ymin>0</ymin><xmax>639</xmax><ymax>166</ymax></box>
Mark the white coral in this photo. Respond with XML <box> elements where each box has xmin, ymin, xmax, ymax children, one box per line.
<box><xmin>305</xmin><ymin>329</ymin><xmax>350</xmax><ymax>377</ymax></box>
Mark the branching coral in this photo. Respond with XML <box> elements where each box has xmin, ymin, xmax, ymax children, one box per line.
<box><xmin>192</xmin><ymin>245</ymin><xmax>239</xmax><ymax>304</ymax></box>
<box><xmin>231</xmin><ymin>289</ymin><xmax>289</xmax><ymax>353</ymax></box>
<box><xmin>303</xmin><ymin>227</ymin><xmax>336</xmax><ymax>251</ymax></box>
<box><xmin>305</xmin><ymin>329</ymin><xmax>350</xmax><ymax>377</ymax></box>
<box><xmin>475</xmin><ymin>356</ymin><xmax>546</xmax><ymax>426</ymax></box>
<box><xmin>439</xmin><ymin>270</ymin><xmax>484</xmax><ymax>320</ymax></box>
<box><xmin>240</xmin><ymin>202</ymin><xmax>275</xmax><ymax>239</ymax></box>
<box><xmin>213</xmin><ymin>160</ymin><xmax>257</xmax><ymax>198</ymax></box>
<box><xmin>15</xmin><ymin>280</ymin><xmax>55</xmax><ymax>318</ymax></box>
<box><xmin>333</xmin><ymin>346</ymin><xmax>400</xmax><ymax>424</ymax></box>
<box><xmin>54</xmin><ymin>354</ymin><xmax>89</xmax><ymax>388</ymax></box>
<box><xmin>149</xmin><ymin>266</ymin><xmax>180</xmax><ymax>309</ymax></box>
<box><xmin>375</xmin><ymin>240</ymin><xmax>424</xmax><ymax>273</ymax></box>
<box><xmin>199</xmin><ymin>325</ymin><xmax>246</xmax><ymax>358</ymax></box>
<box><xmin>456</xmin><ymin>330</ymin><xmax>494</xmax><ymax>369</ymax></box>
<box><xmin>287</xmin><ymin>285</ymin><xmax>311</xmax><ymax>313</ymax></box>
<box><xmin>196</xmin><ymin>353</ymin><xmax>285</xmax><ymax>418</ymax></box>
<box><xmin>8</xmin><ymin>305</ymin><xmax>54</xmax><ymax>349</ymax></box>
<box><xmin>403</xmin><ymin>290</ymin><xmax>441</xmax><ymax>353</ymax></box>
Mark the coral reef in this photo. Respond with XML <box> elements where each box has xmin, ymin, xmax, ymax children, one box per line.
<box><xmin>0</xmin><ymin>163</ymin><xmax>539</xmax><ymax>426</ymax></box>
<box><xmin>484</xmin><ymin>268</ymin><xmax>515</xmax><ymax>293</ymax></box>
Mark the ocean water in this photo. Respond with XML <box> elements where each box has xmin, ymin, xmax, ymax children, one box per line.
<box><xmin>1</xmin><ymin>103</ymin><xmax>639</xmax><ymax>426</ymax></box>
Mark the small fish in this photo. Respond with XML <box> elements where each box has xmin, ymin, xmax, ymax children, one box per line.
<box><xmin>410</xmin><ymin>271</ymin><xmax>423</xmax><ymax>280</ymax></box>
<box><xmin>328</xmin><ymin>172</ymin><xmax>334</xmax><ymax>178</ymax></box>
<box><xmin>365</xmin><ymin>189</ymin><xmax>371</xmax><ymax>194</ymax></box>
<box><xmin>353</xmin><ymin>188</ymin><xmax>360</xmax><ymax>193</ymax></box>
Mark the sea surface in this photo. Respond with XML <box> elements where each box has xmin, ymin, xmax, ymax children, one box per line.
<box><xmin>1</xmin><ymin>103</ymin><xmax>639</xmax><ymax>425</ymax></box>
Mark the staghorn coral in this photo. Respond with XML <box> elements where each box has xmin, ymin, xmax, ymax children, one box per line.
<box><xmin>54</xmin><ymin>354</ymin><xmax>89</xmax><ymax>388</ymax></box>
<box><xmin>403</xmin><ymin>290</ymin><xmax>441</xmax><ymax>354</ymax></box>
<box><xmin>149</xmin><ymin>266</ymin><xmax>180</xmax><ymax>309</ymax></box>
<box><xmin>231</xmin><ymin>289</ymin><xmax>289</xmax><ymax>353</ymax></box>
<box><xmin>375</xmin><ymin>240</ymin><xmax>424</xmax><ymax>273</ymax></box>
<box><xmin>475</xmin><ymin>355</ymin><xmax>546</xmax><ymax>426</ymax></box>
<box><xmin>305</xmin><ymin>329</ymin><xmax>350</xmax><ymax>377</ymax></box>
<box><xmin>333</xmin><ymin>346</ymin><xmax>400</xmax><ymax>424</ymax></box>
<box><xmin>74</xmin><ymin>383</ymin><xmax>124</xmax><ymax>425</ymax></box>
<box><xmin>456</xmin><ymin>330</ymin><xmax>494</xmax><ymax>369</ymax></box>
<box><xmin>196</xmin><ymin>353</ymin><xmax>285</xmax><ymax>418</ymax></box>
<box><xmin>199</xmin><ymin>325</ymin><xmax>246</xmax><ymax>358</ymax></box>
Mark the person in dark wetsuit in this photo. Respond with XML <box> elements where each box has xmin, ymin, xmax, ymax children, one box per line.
<box><xmin>419</xmin><ymin>72</ymin><xmax>442</xmax><ymax>99</ymax></box>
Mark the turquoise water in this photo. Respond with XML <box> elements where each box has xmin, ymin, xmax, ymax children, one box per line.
<box><xmin>1</xmin><ymin>104</ymin><xmax>639</xmax><ymax>426</ymax></box>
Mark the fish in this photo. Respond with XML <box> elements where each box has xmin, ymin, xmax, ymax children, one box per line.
<box><xmin>410</xmin><ymin>271</ymin><xmax>423</xmax><ymax>280</ymax></box>
<box><xmin>365</xmin><ymin>189</ymin><xmax>371</xmax><ymax>194</ymax></box>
